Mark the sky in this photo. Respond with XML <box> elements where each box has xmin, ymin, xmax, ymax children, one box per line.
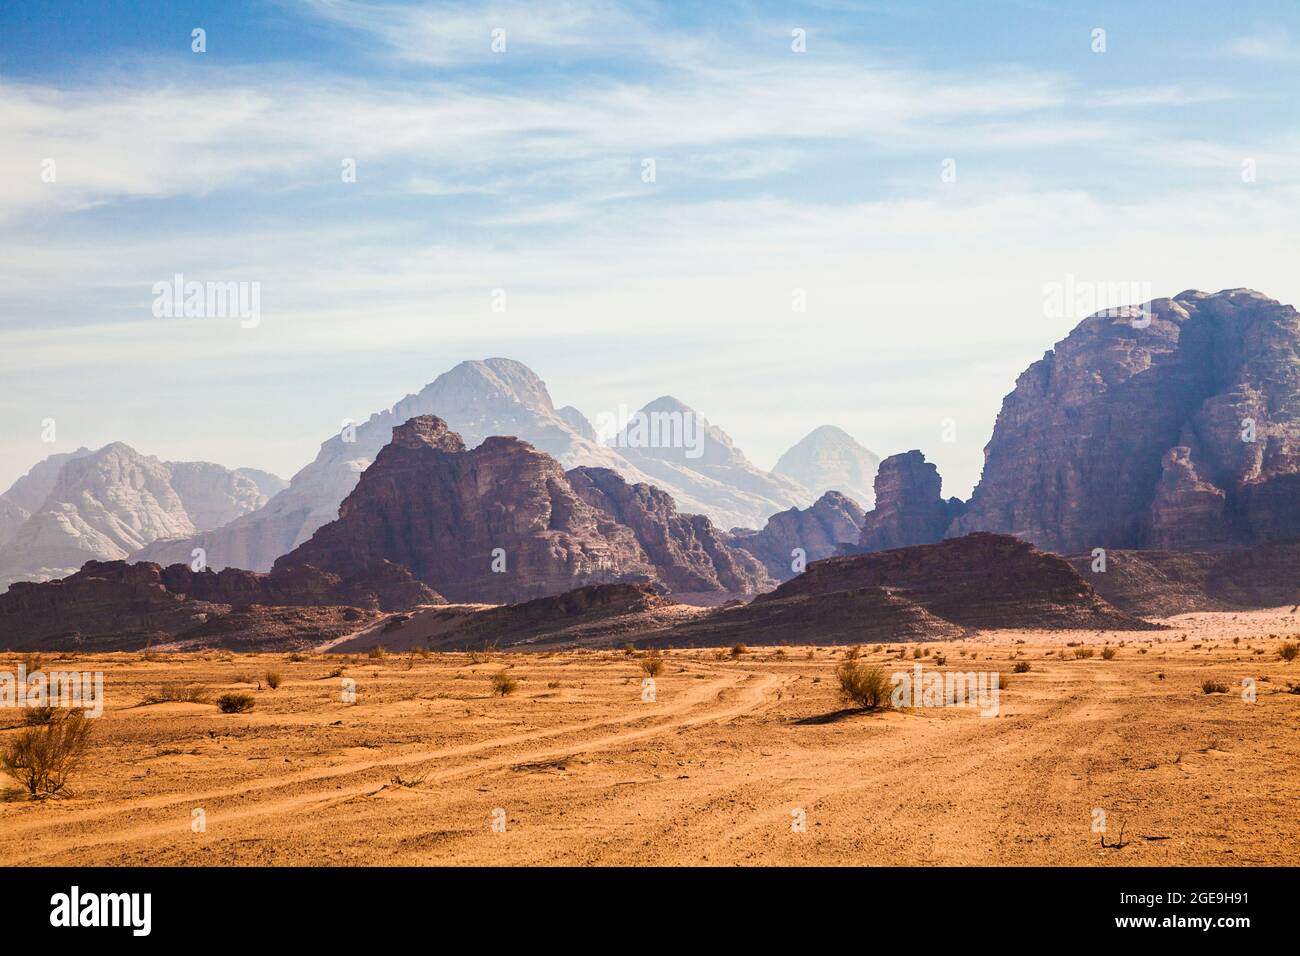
<box><xmin>2</xmin><ymin>0</ymin><xmax>1299</xmax><ymax>498</ymax></box>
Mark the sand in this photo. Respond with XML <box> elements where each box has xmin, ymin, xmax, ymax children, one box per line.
<box><xmin>2</xmin><ymin>608</ymin><xmax>1297</xmax><ymax>866</ymax></box>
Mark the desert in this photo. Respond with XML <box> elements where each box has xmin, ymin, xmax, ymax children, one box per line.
<box><xmin>2</xmin><ymin>609</ymin><xmax>1297</xmax><ymax>866</ymax></box>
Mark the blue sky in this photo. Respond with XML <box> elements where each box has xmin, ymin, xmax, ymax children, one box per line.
<box><xmin>2</xmin><ymin>0</ymin><xmax>1299</xmax><ymax>498</ymax></box>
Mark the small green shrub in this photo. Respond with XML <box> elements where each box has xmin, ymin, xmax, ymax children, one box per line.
<box><xmin>217</xmin><ymin>693</ymin><xmax>255</xmax><ymax>713</ymax></box>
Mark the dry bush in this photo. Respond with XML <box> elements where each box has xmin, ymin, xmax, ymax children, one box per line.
<box><xmin>640</xmin><ymin>653</ymin><xmax>665</xmax><ymax>677</ymax></box>
<box><xmin>217</xmin><ymin>692</ymin><xmax>255</xmax><ymax>713</ymax></box>
<box><xmin>844</xmin><ymin>646</ymin><xmax>860</xmax><ymax>661</ymax></box>
<box><xmin>1013</xmin><ymin>661</ymin><xmax>1031</xmax><ymax>673</ymax></box>
<box><xmin>143</xmin><ymin>683</ymin><xmax>211</xmax><ymax>705</ymax></box>
<box><xmin>835</xmin><ymin>662</ymin><xmax>893</xmax><ymax>710</ymax></box>
<box><xmin>264</xmin><ymin>672</ymin><xmax>282</xmax><ymax>690</ymax></box>
<box><xmin>1101</xmin><ymin>647</ymin><xmax>1117</xmax><ymax>660</ymax></box>
<box><xmin>1</xmin><ymin>711</ymin><xmax>93</xmax><ymax>798</ymax></box>
<box><xmin>285</xmin><ymin>652</ymin><xmax>306</xmax><ymax>663</ymax></box>
<box><xmin>729</xmin><ymin>643</ymin><xmax>748</xmax><ymax>659</ymax></box>
<box><xmin>912</xmin><ymin>647</ymin><xmax>922</xmax><ymax>659</ymax></box>
<box><xmin>23</xmin><ymin>705</ymin><xmax>59</xmax><ymax>726</ymax></box>
<box><xmin>1074</xmin><ymin>648</ymin><xmax>1095</xmax><ymax>660</ymax></box>
<box><xmin>367</xmin><ymin>646</ymin><xmax>387</xmax><ymax>660</ymax></box>
<box><xmin>491</xmin><ymin>670</ymin><xmax>518</xmax><ymax>696</ymax></box>
<box><xmin>20</xmin><ymin>652</ymin><xmax>43</xmax><ymax>672</ymax></box>
<box><xmin>1278</xmin><ymin>642</ymin><xmax>1299</xmax><ymax>662</ymax></box>
<box><xmin>1201</xmin><ymin>678</ymin><xmax>1228</xmax><ymax>695</ymax></box>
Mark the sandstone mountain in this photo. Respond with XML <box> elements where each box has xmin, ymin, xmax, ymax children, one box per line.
<box><xmin>858</xmin><ymin>451</ymin><xmax>966</xmax><ymax>553</ymax></box>
<box><xmin>772</xmin><ymin>425</ymin><xmax>880</xmax><ymax>509</ymax></box>
<box><xmin>0</xmin><ymin>444</ymin><xmax>284</xmax><ymax>588</ymax></box>
<box><xmin>566</xmin><ymin>466</ymin><xmax>773</xmax><ymax>595</ymax></box>
<box><xmin>951</xmin><ymin>289</ymin><xmax>1300</xmax><ymax>552</ymax></box>
<box><xmin>0</xmin><ymin>447</ymin><xmax>95</xmax><ymax>548</ymax></box>
<box><xmin>274</xmin><ymin>416</ymin><xmax>659</xmax><ymax>603</ymax></box>
<box><xmin>132</xmin><ymin>359</ymin><xmax>799</xmax><ymax>573</ymax></box>
<box><xmin>1065</xmin><ymin>541</ymin><xmax>1300</xmax><ymax>617</ymax></box>
<box><xmin>609</xmin><ymin>395</ymin><xmax>811</xmax><ymax>527</ymax></box>
<box><xmin>729</xmin><ymin>491</ymin><xmax>866</xmax><ymax>581</ymax></box>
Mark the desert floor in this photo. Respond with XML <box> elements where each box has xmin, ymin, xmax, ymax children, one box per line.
<box><xmin>2</xmin><ymin>608</ymin><xmax>1298</xmax><ymax>866</ymax></box>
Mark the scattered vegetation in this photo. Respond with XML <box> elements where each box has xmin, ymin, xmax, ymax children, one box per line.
<box><xmin>142</xmin><ymin>683</ymin><xmax>211</xmax><ymax>705</ymax></box>
<box><xmin>217</xmin><ymin>692</ymin><xmax>255</xmax><ymax>713</ymax></box>
<box><xmin>1013</xmin><ymin>661</ymin><xmax>1032</xmax><ymax>673</ymax></box>
<box><xmin>1</xmin><ymin>711</ymin><xmax>93</xmax><ymax>798</ymax></box>
<box><xmin>1074</xmin><ymin>648</ymin><xmax>1095</xmax><ymax>660</ymax></box>
<box><xmin>264</xmin><ymin>672</ymin><xmax>282</xmax><ymax>690</ymax></box>
<box><xmin>367</xmin><ymin>646</ymin><xmax>387</xmax><ymax>660</ymax></box>
<box><xmin>1101</xmin><ymin>647</ymin><xmax>1117</xmax><ymax>661</ymax></box>
<box><xmin>22</xmin><ymin>705</ymin><xmax>59</xmax><ymax>726</ymax></box>
<box><xmin>491</xmin><ymin>670</ymin><xmax>519</xmax><ymax>697</ymax></box>
<box><xmin>1201</xmin><ymin>678</ymin><xmax>1229</xmax><ymax>695</ymax></box>
<box><xmin>729</xmin><ymin>643</ymin><xmax>748</xmax><ymax>659</ymax></box>
<box><xmin>640</xmin><ymin>652</ymin><xmax>665</xmax><ymax>677</ymax></box>
<box><xmin>835</xmin><ymin>662</ymin><xmax>893</xmax><ymax>711</ymax></box>
<box><xmin>1278</xmin><ymin>642</ymin><xmax>1299</xmax><ymax>663</ymax></box>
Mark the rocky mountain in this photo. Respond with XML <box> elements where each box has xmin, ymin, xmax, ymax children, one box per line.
<box><xmin>610</xmin><ymin>395</ymin><xmax>812</xmax><ymax>528</ymax></box>
<box><xmin>951</xmin><ymin>289</ymin><xmax>1300</xmax><ymax>553</ymax></box>
<box><xmin>0</xmin><ymin>447</ymin><xmax>95</xmax><ymax>548</ymax></box>
<box><xmin>0</xmin><ymin>444</ymin><xmax>282</xmax><ymax>588</ymax></box>
<box><xmin>566</xmin><ymin>466</ymin><xmax>773</xmax><ymax>594</ymax></box>
<box><xmin>858</xmin><ymin>451</ymin><xmax>966</xmax><ymax>553</ymax></box>
<box><xmin>274</xmin><ymin>416</ymin><xmax>659</xmax><ymax>604</ymax></box>
<box><xmin>1065</xmin><ymin>541</ymin><xmax>1300</xmax><ymax>617</ymax></box>
<box><xmin>133</xmin><ymin>360</ymin><xmax>811</xmax><ymax>572</ymax></box>
<box><xmin>730</xmin><ymin>491</ymin><xmax>866</xmax><ymax>581</ymax></box>
<box><xmin>772</xmin><ymin>425</ymin><xmax>880</xmax><ymax>509</ymax></box>
<box><xmin>0</xmin><ymin>557</ymin><xmax>435</xmax><ymax>651</ymax></box>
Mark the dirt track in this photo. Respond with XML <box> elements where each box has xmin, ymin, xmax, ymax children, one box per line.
<box><xmin>2</xmin><ymin>609</ymin><xmax>1298</xmax><ymax>866</ymax></box>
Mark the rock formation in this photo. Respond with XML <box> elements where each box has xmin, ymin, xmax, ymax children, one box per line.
<box><xmin>274</xmin><ymin>416</ymin><xmax>658</xmax><ymax>604</ymax></box>
<box><xmin>951</xmin><ymin>289</ymin><xmax>1300</xmax><ymax>552</ymax></box>
<box><xmin>0</xmin><ymin>444</ymin><xmax>282</xmax><ymax>588</ymax></box>
<box><xmin>133</xmin><ymin>359</ymin><xmax>804</xmax><ymax>573</ymax></box>
<box><xmin>772</xmin><ymin>425</ymin><xmax>880</xmax><ymax>509</ymax></box>
<box><xmin>858</xmin><ymin>451</ymin><xmax>965</xmax><ymax>553</ymax></box>
<box><xmin>729</xmin><ymin>491</ymin><xmax>866</xmax><ymax>581</ymax></box>
<box><xmin>566</xmin><ymin>466</ymin><xmax>773</xmax><ymax>594</ymax></box>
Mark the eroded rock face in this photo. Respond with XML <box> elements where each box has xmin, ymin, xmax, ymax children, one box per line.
<box><xmin>567</xmin><ymin>466</ymin><xmax>773</xmax><ymax>594</ymax></box>
<box><xmin>730</xmin><ymin>491</ymin><xmax>865</xmax><ymax>581</ymax></box>
<box><xmin>951</xmin><ymin>289</ymin><xmax>1300</xmax><ymax>552</ymax></box>
<box><xmin>858</xmin><ymin>451</ymin><xmax>965</xmax><ymax>553</ymax></box>
<box><xmin>275</xmin><ymin>416</ymin><xmax>658</xmax><ymax>604</ymax></box>
<box><xmin>0</xmin><ymin>557</ymin><xmax>435</xmax><ymax>650</ymax></box>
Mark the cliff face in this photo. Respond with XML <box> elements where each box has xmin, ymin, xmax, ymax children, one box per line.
<box><xmin>566</xmin><ymin>466</ymin><xmax>773</xmax><ymax>594</ymax></box>
<box><xmin>951</xmin><ymin>289</ymin><xmax>1300</xmax><ymax>552</ymax></box>
<box><xmin>857</xmin><ymin>451</ymin><xmax>965</xmax><ymax>553</ymax></box>
<box><xmin>274</xmin><ymin>416</ymin><xmax>658</xmax><ymax>604</ymax></box>
<box><xmin>730</xmin><ymin>491</ymin><xmax>865</xmax><ymax>581</ymax></box>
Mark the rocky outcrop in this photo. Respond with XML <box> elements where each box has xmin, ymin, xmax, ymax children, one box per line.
<box><xmin>858</xmin><ymin>451</ymin><xmax>965</xmax><ymax>553</ymax></box>
<box><xmin>730</xmin><ymin>491</ymin><xmax>866</xmax><ymax>581</ymax></box>
<box><xmin>952</xmin><ymin>289</ymin><xmax>1300</xmax><ymax>553</ymax></box>
<box><xmin>0</xmin><ymin>444</ymin><xmax>281</xmax><ymax>588</ymax></box>
<box><xmin>1066</xmin><ymin>541</ymin><xmax>1300</xmax><ymax>617</ymax></box>
<box><xmin>768</xmin><ymin>532</ymin><xmax>1157</xmax><ymax>631</ymax></box>
<box><xmin>0</xmin><ymin>556</ymin><xmax>435</xmax><ymax>650</ymax></box>
<box><xmin>274</xmin><ymin>416</ymin><xmax>658</xmax><ymax>604</ymax></box>
<box><xmin>567</xmin><ymin>466</ymin><xmax>773</xmax><ymax>594</ymax></box>
<box><xmin>772</xmin><ymin>425</ymin><xmax>880</xmax><ymax>509</ymax></box>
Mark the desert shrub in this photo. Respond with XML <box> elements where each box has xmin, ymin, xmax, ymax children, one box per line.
<box><xmin>367</xmin><ymin>646</ymin><xmax>387</xmax><ymax>660</ymax></box>
<box><xmin>1074</xmin><ymin>648</ymin><xmax>1095</xmax><ymax>660</ymax></box>
<box><xmin>844</xmin><ymin>646</ymin><xmax>860</xmax><ymax>661</ymax></box>
<box><xmin>285</xmin><ymin>652</ymin><xmax>306</xmax><ymax>663</ymax></box>
<box><xmin>835</xmin><ymin>662</ymin><xmax>893</xmax><ymax>710</ymax></box>
<box><xmin>912</xmin><ymin>647</ymin><xmax>922</xmax><ymax>659</ymax></box>
<box><xmin>1278</xmin><ymin>642</ymin><xmax>1299</xmax><ymax>663</ymax></box>
<box><xmin>623</xmin><ymin>643</ymin><xmax>637</xmax><ymax>655</ymax></box>
<box><xmin>264</xmin><ymin>672</ymin><xmax>282</xmax><ymax>690</ymax></box>
<box><xmin>1013</xmin><ymin>661</ymin><xmax>1031</xmax><ymax>673</ymax></box>
<box><xmin>730</xmin><ymin>643</ymin><xmax>748</xmax><ymax>659</ymax></box>
<box><xmin>217</xmin><ymin>693</ymin><xmax>255</xmax><ymax>713</ymax></box>
<box><xmin>1</xmin><ymin>711</ymin><xmax>93</xmax><ymax>798</ymax></box>
<box><xmin>20</xmin><ymin>652</ymin><xmax>43</xmax><ymax>672</ymax></box>
<box><xmin>327</xmin><ymin>666</ymin><xmax>346</xmax><ymax>678</ymax></box>
<box><xmin>1201</xmin><ymin>678</ymin><xmax>1228</xmax><ymax>695</ymax></box>
<box><xmin>640</xmin><ymin>653</ymin><xmax>665</xmax><ymax>677</ymax></box>
<box><xmin>143</xmin><ymin>683</ymin><xmax>210</xmax><ymax>705</ymax></box>
<box><xmin>23</xmin><ymin>705</ymin><xmax>59</xmax><ymax>726</ymax></box>
<box><xmin>1101</xmin><ymin>647</ymin><xmax>1117</xmax><ymax>660</ymax></box>
<box><xmin>547</xmin><ymin>680</ymin><xmax>561</xmax><ymax>689</ymax></box>
<box><xmin>491</xmin><ymin>671</ymin><xmax>518</xmax><ymax>697</ymax></box>
<box><xmin>933</xmin><ymin>655</ymin><xmax>947</xmax><ymax>666</ymax></box>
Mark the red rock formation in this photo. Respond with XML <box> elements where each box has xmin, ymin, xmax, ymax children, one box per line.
<box><xmin>952</xmin><ymin>289</ymin><xmax>1300</xmax><ymax>552</ymax></box>
<box><xmin>858</xmin><ymin>451</ymin><xmax>965</xmax><ymax>553</ymax></box>
<box><xmin>566</xmin><ymin>466</ymin><xmax>773</xmax><ymax>593</ymax></box>
<box><xmin>275</xmin><ymin>416</ymin><xmax>657</xmax><ymax>603</ymax></box>
<box><xmin>730</xmin><ymin>491</ymin><xmax>865</xmax><ymax>581</ymax></box>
